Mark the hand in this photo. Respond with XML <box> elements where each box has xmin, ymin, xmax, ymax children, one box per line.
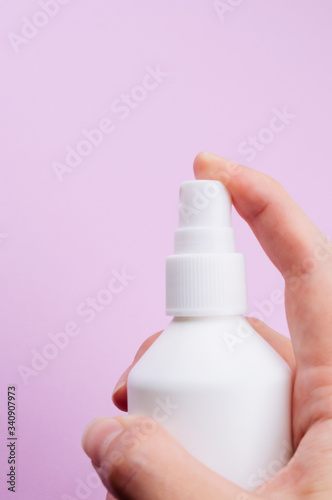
<box><xmin>81</xmin><ymin>152</ymin><xmax>332</xmax><ymax>499</ymax></box>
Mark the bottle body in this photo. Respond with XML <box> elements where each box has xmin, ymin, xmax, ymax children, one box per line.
<box><xmin>127</xmin><ymin>315</ymin><xmax>293</xmax><ymax>492</ymax></box>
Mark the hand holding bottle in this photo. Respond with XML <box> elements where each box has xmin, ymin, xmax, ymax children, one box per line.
<box><xmin>82</xmin><ymin>152</ymin><xmax>332</xmax><ymax>500</ymax></box>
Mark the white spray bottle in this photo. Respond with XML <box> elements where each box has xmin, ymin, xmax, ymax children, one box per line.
<box><xmin>127</xmin><ymin>180</ymin><xmax>293</xmax><ymax>491</ymax></box>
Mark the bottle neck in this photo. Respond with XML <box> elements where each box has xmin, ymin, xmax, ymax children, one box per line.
<box><xmin>172</xmin><ymin>315</ymin><xmax>242</xmax><ymax>322</ymax></box>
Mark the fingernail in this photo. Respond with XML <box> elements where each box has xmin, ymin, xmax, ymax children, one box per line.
<box><xmin>82</xmin><ymin>417</ymin><xmax>123</xmax><ymax>467</ymax></box>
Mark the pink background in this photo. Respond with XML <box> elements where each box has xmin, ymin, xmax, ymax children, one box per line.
<box><xmin>1</xmin><ymin>1</ymin><xmax>332</xmax><ymax>498</ymax></box>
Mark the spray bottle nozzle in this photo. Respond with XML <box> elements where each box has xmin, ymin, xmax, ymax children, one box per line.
<box><xmin>166</xmin><ymin>180</ymin><xmax>247</xmax><ymax>316</ymax></box>
<box><xmin>174</xmin><ymin>180</ymin><xmax>236</xmax><ymax>254</ymax></box>
<box><xmin>179</xmin><ymin>180</ymin><xmax>232</xmax><ymax>228</ymax></box>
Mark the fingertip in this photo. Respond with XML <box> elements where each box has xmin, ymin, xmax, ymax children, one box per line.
<box><xmin>193</xmin><ymin>152</ymin><xmax>245</xmax><ymax>187</ymax></box>
<box><xmin>111</xmin><ymin>381</ymin><xmax>128</xmax><ymax>411</ymax></box>
<box><xmin>81</xmin><ymin>416</ymin><xmax>123</xmax><ymax>464</ymax></box>
<box><xmin>193</xmin><ymin>151</ymin><xmax>218</xmax><ymax>179</ymax></box>
<box><xmin>81</xmin><ymin>417</ymin><xmax>110</xmax><ymax>453</ymax></box>
<box><xmin>105</xmin><ymin>492</ymin><xmax>117</xmax><ymax>500</ymax></box>
<box><xmin>112</xmin><ymin>380</ymin><xmax>126</xmax><ymax>399</ymax></box>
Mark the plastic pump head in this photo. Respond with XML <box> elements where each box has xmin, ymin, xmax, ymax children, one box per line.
<box><xmin>175</xmin><ymin>180</ymin><xmax>235</xmax><ymax>255</ymax></box>
<box><xmin>179</xmin><ymin>180</ymin><xmax>232</xmax><ymax>228</ymax></box>
<box><xmin>166</xmin><ymin>180</ymin><xmax>248</xmax><ymax>316</ymax></box>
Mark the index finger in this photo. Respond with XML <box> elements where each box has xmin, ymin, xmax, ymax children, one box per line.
<box><xmin>194</xmin><ymin>152</ymin><xmax>332</xmax><ymax>370</ymax></box>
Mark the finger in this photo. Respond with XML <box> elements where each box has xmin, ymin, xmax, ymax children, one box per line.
<box><xmin>82</xmin><ymin>416</ymin><xmax>250</xmax><ymax>500</ymax></box>
<box><xmin>245</xmin><ymin>317</ymin><xmax>296</xmax><ymax>371</ymax></box>
<box><xmin>194</xmin><ymin>152</ymin><xmax>332</xmax><ymax>370</ymax></box>
<box><xmin>111</xmin><ymin>365</ymin><xmax>131</xmax><ymax>412</ymax></box>
<box><xmin>112</xmin><ymin>331</ymin><xmax>163</xmax><ymax>411</ymax></box>
<box><xmin>194</xmin><ymin>152</ymin><xmax>322</xmax><ymax>278</ymax></box>
<box><xmin>106</xmin><ymin>492</ymin><xmax>118</xmax><ymax>500</ymax></box>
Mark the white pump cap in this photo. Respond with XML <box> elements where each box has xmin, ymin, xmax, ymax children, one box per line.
<box><xmin>166</xmin><ymin>180</ymin><xmax>248</xmax><ymax>316</ymax></box>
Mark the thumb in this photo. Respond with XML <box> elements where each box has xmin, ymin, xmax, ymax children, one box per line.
<box><xmin>82</xmin><ymin>415</ymin><xmax>252</xmax><ymax>500</ymax></box>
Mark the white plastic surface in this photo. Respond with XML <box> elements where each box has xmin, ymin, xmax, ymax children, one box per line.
<box><xmin>127</xmin><ymin>180</ymin><xmax>293</xmax><ymax>491</ymax></box>
<box><xmin>166</xmin><ymin>180</ymin><xmax>248</xmax><ymax>316</ymax></box>
<box><xmin>128</xmin><ymin>316</ymin><xmax>293</xmax><ymax>491</ymax></box>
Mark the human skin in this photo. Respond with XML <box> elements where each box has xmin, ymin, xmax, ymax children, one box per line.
<box><xmin>82</xmin><ymin>152</ymin><xmax>332</xmax><ymax>499</ymax></box>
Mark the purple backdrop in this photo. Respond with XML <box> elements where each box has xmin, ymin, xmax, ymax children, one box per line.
<box><xmin>1</xmin><ymin>1</ymin><xmax>332</xmax><ymax>498</ymax></box>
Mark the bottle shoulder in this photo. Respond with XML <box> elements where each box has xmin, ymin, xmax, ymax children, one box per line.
<box><xmin>128</xmin><ymin>316</ymin><xmax>292</xmax><ymax>386</ymax></box>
